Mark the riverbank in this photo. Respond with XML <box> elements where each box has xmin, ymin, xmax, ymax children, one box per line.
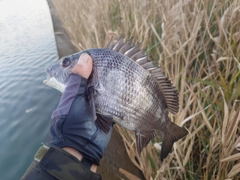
<box><xmin>46</xmin><ymin>1</ymin><xmax>144</xmax><ymax>179</ymax></box>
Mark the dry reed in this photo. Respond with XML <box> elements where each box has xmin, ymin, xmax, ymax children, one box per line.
<box><xmin>50</xmin><ymin>0</ymin><xmax>240</xmax><ymax>179</ymax></box>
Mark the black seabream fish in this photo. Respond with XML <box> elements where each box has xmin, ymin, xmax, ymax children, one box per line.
<box><xmin>44</xmin><ymin>38</ymin><xmax>188</xmax><ymax>160</ymax></box>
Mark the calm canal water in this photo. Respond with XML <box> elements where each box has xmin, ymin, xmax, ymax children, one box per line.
<box><xmin>0</xmin><ymin>0</ymin><xmax>59</xmax><ymax>179</ymax></box>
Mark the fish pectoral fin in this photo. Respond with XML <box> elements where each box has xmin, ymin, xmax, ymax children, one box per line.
<box><xmin>161</xmin><ymin>122</ymin><xmax>188</xmax><ymax>161</ymax></box>
<box><xmin>94</xmin><ymin>81</ymin><xmax>105</xmax><ymax>95</ymax></box>
<box><xmin>95</xmin><ymin>113</ymin><xmax>114</xmax><ymax>134</ymax></box>
<box><xmin>135</xmin><ymin>131</ymin><xmax>157</xmax><ymax>155</ymax></box>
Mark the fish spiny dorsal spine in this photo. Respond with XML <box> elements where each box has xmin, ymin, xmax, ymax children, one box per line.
<box><xmin>107</xmin><ymin>37</ymin><xmax>179</xmax><ymax>114</ymax></box>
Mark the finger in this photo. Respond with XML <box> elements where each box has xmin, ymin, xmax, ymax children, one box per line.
<box><xmin>72</xmin><ymin>53</ymin><xmax>93</xmax><ymax>79</ymax></box>
<box><xmin>78</xmin><ymin>53</ymin><xmax>92</xmax><ymax>65</ymax></box>
<box><xmin>72</xmin><ymin>64</ymin><xmax>83</xmax><ymax>74</ymax></box>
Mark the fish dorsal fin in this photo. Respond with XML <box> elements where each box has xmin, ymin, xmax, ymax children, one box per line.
<box><xmin>107</xmin><ymin>37</ymin><xmax>115</xmax><ymax>49</ymax></box>
<box><xmin>107</xmin><ymin>38</ymin><xmax>179</xmax><ymax>114</ymax></box>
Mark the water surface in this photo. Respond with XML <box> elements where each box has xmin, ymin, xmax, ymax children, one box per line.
<box><xmin>0</xmin><ymin>0</ymin><xmax>59</xmax><ymax>179</ymax></box>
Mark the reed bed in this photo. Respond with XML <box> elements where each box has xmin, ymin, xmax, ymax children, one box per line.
<box><xmin>51</xmin><ymin>0</ymin><xmax>240</xmax><ymax>179</ymax></box>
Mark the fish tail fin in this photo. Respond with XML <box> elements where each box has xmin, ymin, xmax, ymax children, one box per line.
<box><xmin>161</xmin><ymin>121</ymin><xmax>188</xmax><ymax>161</ymax></box>
<box><xmin>135</xmin><ymin>131</ymin><xmax>157</xmax><ymax>155</ymax></box>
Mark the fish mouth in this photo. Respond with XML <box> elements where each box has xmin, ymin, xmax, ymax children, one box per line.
<box><xmin>43</xmin><ymin>69</ymin><xmax>66</xmax><ymax>93</ymax></box>
<box><xmin>43</xmin><ymin>67</ymin><xmax>52</xmax><ymax>85</ymax></box>
<box><xmin>43</xmin><ymin>75</ymin><xmax>51</xmax><ymax>84</ymax></box>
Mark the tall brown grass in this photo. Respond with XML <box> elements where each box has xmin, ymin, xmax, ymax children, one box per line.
<box><xmin>50</xmin><ymin>0</ymin><xmax>240</xmax><ymax>179</ymax></box>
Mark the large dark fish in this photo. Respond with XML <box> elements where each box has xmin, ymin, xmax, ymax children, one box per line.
<box><xmin>44</xmin><ymin>38</ymin><xmax>188</xmax><ymax>160</ymax></box>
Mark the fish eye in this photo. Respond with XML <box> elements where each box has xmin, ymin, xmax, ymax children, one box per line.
<box><xmin>61</xmin><ymin>58</ymin><xmax>71</xmax><ymax>67</ymax></box>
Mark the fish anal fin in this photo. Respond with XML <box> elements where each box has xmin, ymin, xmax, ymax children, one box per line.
<box><xmin>161</xmin><ymin>121</ymin><xmax>188</xmax><ymax>160</ymax></box>
<box><xmin>135</xmin><ymin>131</ymin><xmax>156</xmax><ymax>155</ymax></box>
<box><xmin>95</xmin><ymin>114</ymin><xmax>113</xmax><ymax>134</ymax></box>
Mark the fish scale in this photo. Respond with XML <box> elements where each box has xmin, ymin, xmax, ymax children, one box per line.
<box><xmin>44</xmin><ymin>37</ymin><xmax>188</xmax><ymax>160</ymax></box>
<box><xmin>89</xmin><ymin>48</ymin><xmax>165</xmax><ymax>131</ymax></box>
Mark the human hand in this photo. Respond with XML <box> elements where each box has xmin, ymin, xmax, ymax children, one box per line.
<box><xmin>48</xmin><ymin>63</ymin><xmax>113</xmax><ymax>166</ymax></box>
<box><xmin>72</xmin><ymin>53</ymin><xmax>93</xmax><ymax>79</ymax></box>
